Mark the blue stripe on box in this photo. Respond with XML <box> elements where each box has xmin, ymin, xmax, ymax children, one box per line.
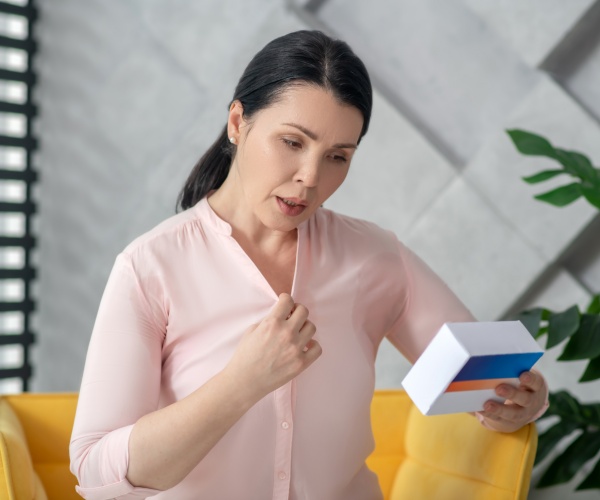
<box><xmin>452</xmin><ymin>352</ymin><xmax>543</xmax><ymax>381</ymax></box>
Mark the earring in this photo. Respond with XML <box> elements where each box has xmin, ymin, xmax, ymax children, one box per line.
<box><xmin>229</xmin><ymin>137</ymin><xmax>236</xmax><ymax>144</ymax></box>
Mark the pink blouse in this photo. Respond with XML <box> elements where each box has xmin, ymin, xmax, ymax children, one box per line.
<box><xmin>70</xmin><ymin>197</ymin><xmax>480</xmax><ymax>499</ymax></box>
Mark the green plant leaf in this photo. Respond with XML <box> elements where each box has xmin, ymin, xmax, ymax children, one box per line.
<box><xmin>559</xmin><ymin>314</ymin><xmax>600</xmax><ymax>360</ymax></box>
<box><xmin>580</xmin><ymin>355</ymin><xmax>600</xmax><ymax>382</ymax></box>
<box><xmin>535</xmin><ymin>419</ymin><xmax>580</xmax><ymax>465</ymax></box>
<box><xmin>547</xmin><ymin>305</ymin><xmax>580</xmax><ymax>349</ymax></box>
<box><xmin>522</xmin><ymin>170</ymin><xmax>565</xmax><ymax>184</ymax></box>
<box><xmin>554</xmin><ymin>149</ymin><xmax>597</xmax><ymax>182</ymax></box>
<box><xmin>576</xmin><ymin>456</ymin><xmax>600</xmax><ymax>490</ymax></box>
<box><xmin>580</xmin><ymin>401</ymin><xmax>600</xmax><ymax>422</ymax></box>
<box><xmin>534</xmin><ymin>183</ymin><xmax>582</xmax><ymax>207</ymax></box>
<box><xmin>587</xmin><ymin>295</ymin><xmax>600</xmax><ymax>314</ymax></box>
<box><xmin>580</xmin><ymin>184</ymin><xmax>600</xmax><ymax>210</ymax></box>
<box><xmin>543</xmin><ymin>391</ymin><xmax>600</xmax><ymax>424</ymax></box>
<box><xmin>536</xmin><ymin>431</ymin><xmax>600</xmax><ymax>487</ymax></box>
<box><xmin>544</xmin><ymin>391</ymin><xmax>582</xmax><ymax>419</ymax></box>
<box><xmin>516</xmin><ymin>308</ymin><xmax>544</xmax><ymax>337</ymax></box>
<box><xmin>506</xmin><ymin>129</ymin><xmax>558</xmax><ymax>158</ymax></box>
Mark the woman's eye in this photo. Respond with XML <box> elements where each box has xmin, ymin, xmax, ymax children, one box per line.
<box><xmin>331</xmin><ymin>154</ymin><xmax>348</xmax><ymax>163</ymax></box>
<box><xmin>283</xmin><ymin>139</ymin><xmax>301</xmax><ymax>149</ymax></box>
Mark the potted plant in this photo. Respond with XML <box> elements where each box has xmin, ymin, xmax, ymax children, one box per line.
<box><xmin>507</xmin><ymin>129</ymin><xmax>600</xmax><ymax>491</ymax></box>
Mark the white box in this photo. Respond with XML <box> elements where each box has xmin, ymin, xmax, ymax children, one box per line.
<box><xmin>401</xmin><ymin>321</ymin><xmax>543</xmax><ymax>416</ymax></box>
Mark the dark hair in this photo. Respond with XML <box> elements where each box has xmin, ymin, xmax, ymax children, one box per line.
<box><xmin>177</xmin><ymin>30</ymin><xmax>373</xmax><ymax>211</ymax></box>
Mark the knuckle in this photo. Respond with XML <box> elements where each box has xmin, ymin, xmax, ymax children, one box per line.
<box><xmin>522</xmin><ymin>392</ymin><xmax>534</xmax><ymax>407</ymax></box>
<box><xmin>262</xmin><ymin>317</ymin><xmax>278</xmax><ymax>330</ymax></box>
<box><xmin>282</xmin><ymin>324</ymin><xmax>295</xmax><ymax>338</ymax></box>
<box><xmin>295</xmin><ymin>304</ymin><xmax>309</xmax><ymax>316</ymax></box>
<box><xmin>507</xmin><ymin>405</ymin><xmax>522</xmax><ymax>420</ymax></box>
<box><xmin>311</xmin><ymin>341</ymin><xmax>323</xmax><ymax>356</ymax></box>
<box><xmin>263</xmin><ymin>316</ymin><xmax>275</xmax><ymax>326</ymax></box>
<box><xmin>281</xmin><ymin>294</ymin><xmax>294</xmax><ymax>306</ymax></box>
<box><xmin>508</xmin><ymin>412</ymin><xmax>521</xmax><ymax>423</ymax></box>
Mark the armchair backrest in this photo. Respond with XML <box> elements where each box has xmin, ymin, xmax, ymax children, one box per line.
<box><xmin>1</xmin><ymin>393</ymin><xmax>79</xmax><ymax>500</ymax></box>
<box><xmin>368</xmin><ymin>390</ymin><xmax>537</xmax><ymax>500</ymax></box>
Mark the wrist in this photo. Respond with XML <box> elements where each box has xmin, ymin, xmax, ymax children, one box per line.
<box><xmin>217</xmin><ymin>365</ymin><xmax>264</xmax><ymax>412</ymax></box>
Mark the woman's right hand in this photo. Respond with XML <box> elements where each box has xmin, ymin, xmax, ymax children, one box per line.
<box><xmin>125</xmin><ymin>293</ymin><xmax>320</xmax><ymax>491</ymax></box>
<box><xmin>224</xmin><ymin>293</ymin><xmax>322</xmax><ymax>400</ymax></box>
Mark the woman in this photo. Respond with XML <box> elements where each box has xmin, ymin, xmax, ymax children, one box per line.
<box><xmin>70</xmin><ymin>30</ymin><xmax>548</xmax><ymax>499</ymax></box>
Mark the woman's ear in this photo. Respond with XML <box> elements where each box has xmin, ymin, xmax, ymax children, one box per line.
<box><xmin>227</xmin><ymin>100</ymin><xmax>244</xmax><ymax>144</ymax></box>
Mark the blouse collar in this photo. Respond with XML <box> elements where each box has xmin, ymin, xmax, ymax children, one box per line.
<box><xmin>194</xmin><ymin>196</ymin><xmax>233</xmax><ymax>236</ymax></box>
<box><xmin>194</xmin><ymin>195</ymin><xmax>311</xmax><ymax>237</ymax></box>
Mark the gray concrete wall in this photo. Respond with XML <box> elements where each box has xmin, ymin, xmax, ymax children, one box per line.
<box><xmin>12</xmin><ymin>1</ymin><xmax>600</xmax><ymax>497</ymax></box>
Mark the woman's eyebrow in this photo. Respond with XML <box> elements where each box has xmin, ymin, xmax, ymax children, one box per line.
<box><xmin>282</xmin><ymin>122</ymin><xmax>358</xmax><ymax>149</ymax></box>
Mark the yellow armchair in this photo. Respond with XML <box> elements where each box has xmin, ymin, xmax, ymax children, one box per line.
<box><xmin>0</xmin><ymin>391</ymin><xmax>536</xmax><ymax>500</ymax></box>
<box><xmin>368</xmin><ymin>390</ymin><xmax>537</xmax><ymax>500</ymax></box>
<box><xmin>0</xmin><ymin>393</ymin><xmax>79</xmax><ymax>500</ymax></box>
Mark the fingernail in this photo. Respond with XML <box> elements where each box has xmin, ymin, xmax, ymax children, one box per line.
<box><xmin>497</xmin><ymin>387</ymin><xmax>508</xmax><ymax>397</ymax></box>
<box><xmin>485</xmin><ymin>403</ymin><xmax>494</xmax><ymax>412</ymax></box>
<box><xmin>521</xmin><ymin>373</ymin><xmax>531</xmax><ymax>383</ymax></box>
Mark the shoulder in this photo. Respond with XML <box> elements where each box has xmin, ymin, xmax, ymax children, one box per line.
<box><xmin>120</xmin><ymin>201</ymin><xmax>213</xmax><ymax>266</ymax></box>
<box><xmin>123</xmin><ymin>210</ymin><xmax>194</xmax><ymax>253</ymax></box>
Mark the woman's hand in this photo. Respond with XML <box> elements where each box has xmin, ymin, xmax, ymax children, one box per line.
<box><xmin>475</xmin><ymin>370</ymin><xmax>549</xmax><ymax>433</ymax></box>
<box><xmin>126</xmin><ymin>293</ymin><xmax>320</xmax><ymax>490</ymax></box>
<box><xmin>224</xmin><ymin>293</ymin><xmax>322</xmax><ymax>401</ymax></box>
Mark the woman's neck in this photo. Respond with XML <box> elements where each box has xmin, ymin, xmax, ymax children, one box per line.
<box><xmin>207</xmin><ymin>184</ymin><xmax>297</xmax><ymax>256</ymax></box>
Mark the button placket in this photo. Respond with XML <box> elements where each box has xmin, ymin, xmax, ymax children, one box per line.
<box><xmin>271</xmin><ymin>380</ymin><xmax>295</xmax><ymax>499</ymax></box>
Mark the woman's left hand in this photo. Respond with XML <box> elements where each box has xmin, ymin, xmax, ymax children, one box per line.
<box><xmin>475</xmin><ymin>370</ymin><xmax>549</xmax><ymax>433</ymax></box>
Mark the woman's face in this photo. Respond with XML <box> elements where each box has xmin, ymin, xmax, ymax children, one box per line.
<box><xmin>225</xmin><ymin>84</ymin><xmax>364</xmax><ymax>234</ymax></box>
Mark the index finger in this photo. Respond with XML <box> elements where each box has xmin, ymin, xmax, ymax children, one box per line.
<box><xmin>268</xmin><ymin>293</ymin><xmax>296</xmax><ymax>320</ymax></box>
<box><xmin>519</xmin><ymin>370</ymin><xmax>544</xmax><ymax>392</ymax></box>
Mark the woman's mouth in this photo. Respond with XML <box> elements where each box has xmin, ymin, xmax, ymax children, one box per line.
<box><xmin>276</xmin><ymin>196</ymin><xmax>307</xmax><ymax>216</ymax></box>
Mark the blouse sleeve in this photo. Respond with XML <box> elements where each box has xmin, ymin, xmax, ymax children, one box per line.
<box><xmin>69</xmin><ymin>253</ymin><xmax>165</xmax><ymax>499</ymax></box>
<box><xmin>386</xmin><ymin>241</ymin><xmax>549</xmax><ymax>425</ymax></box>
<box><xmin>385</xmin><ymin>241</ymin><xmax>477</xmax><ymax>363</ymax></box>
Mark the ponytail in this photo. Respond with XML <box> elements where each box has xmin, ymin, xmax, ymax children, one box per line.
<box><xmin>176</xmin><ymin>126</ymin><xmax>234</xmax><ymax>211</ymax></box>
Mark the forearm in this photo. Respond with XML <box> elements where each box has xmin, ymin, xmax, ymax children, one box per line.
<box><xmin>126</xmin><ymin>368</ymin><xmax>261</xmax><ymax>491</ymax></box>
<box><xmin>126</xmin><ymin>293</ymin><xmax>319</xmax><ymax>491</ymax></box>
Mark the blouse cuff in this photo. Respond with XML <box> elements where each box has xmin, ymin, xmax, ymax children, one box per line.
<box><xmin>72</xmin><ymin>425</ymin><xmax>162</xmax><ymax>500</ymax></box>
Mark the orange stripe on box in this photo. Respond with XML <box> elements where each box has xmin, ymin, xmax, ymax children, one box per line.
<box><xmin>445</xmin><ymin>378</ymin><xmax>514</xmax><ymax>393</ymax></box>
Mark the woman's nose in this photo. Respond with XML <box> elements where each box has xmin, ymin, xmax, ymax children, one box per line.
<box><xmin>294</xmin><ymin>158</ymin><xmax>320</xmax><ymax>187</ymax></box>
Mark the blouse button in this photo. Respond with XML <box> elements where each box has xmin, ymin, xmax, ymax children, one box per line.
<box><xmin>281</xmin><ymin>421</ymin><xmax>290</xmax><ymax>430</ymax></box>
<box><xmin>278</xmin><ymin>471</ymin><xmax>287</xmax><ymax>480</ymax></box>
